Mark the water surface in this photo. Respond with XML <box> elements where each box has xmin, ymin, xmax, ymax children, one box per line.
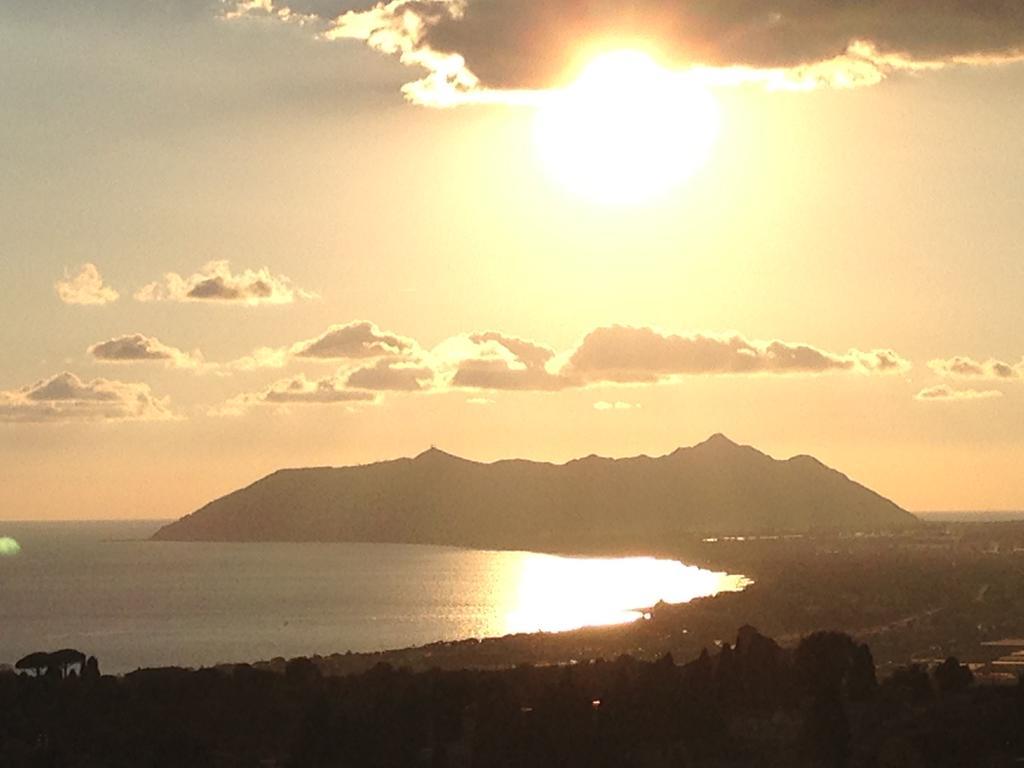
<box><xmin>0</xmin><ymin>521</ymin><xmax>747</xmax><ymax>673</ymax></box>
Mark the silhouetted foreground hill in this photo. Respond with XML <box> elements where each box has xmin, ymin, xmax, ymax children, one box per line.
<box><xmin>153</xmin><ymin>435</ymin><xmax>915</xmax><ymax>546</ymax></box>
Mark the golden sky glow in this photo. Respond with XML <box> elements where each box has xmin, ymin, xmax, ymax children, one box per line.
<box><xmin>1</xmin><ymin>1</ymin><xmax>1024</xmax><ymax>521</ymax></box>
<box><xmin>533</xmin><ymin>50</ymin><xmax>720</xmax><ymax>205</ymax></box>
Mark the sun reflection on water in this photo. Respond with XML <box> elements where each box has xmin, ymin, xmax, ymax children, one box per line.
<box><xmin>501</xmin><ymin>553</ymin><xmax>749</xmax><ymax>635</ymax></box>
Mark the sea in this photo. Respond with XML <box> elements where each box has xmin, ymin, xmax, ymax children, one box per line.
<box><xmin>0</xmin><ymin>520</ymin><xmax>748</xmax><ymax>674</ymax></box>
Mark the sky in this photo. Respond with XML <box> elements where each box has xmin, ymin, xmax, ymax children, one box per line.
<box><xmin>2</xmin><ymin>0</ymin><xmax>1023</xmax><ymax>520</ymax></box>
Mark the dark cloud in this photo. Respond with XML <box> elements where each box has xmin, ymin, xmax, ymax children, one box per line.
<box><xmin>25</xmin><ymin>373</ymin><xmax>122</xmax><ymax>403</ymax></box>
<box><xmin>263</xmin><ymin>375</ymin><xmax>377</xmax><ymax>403</ymax></box>
<box><xmin>863</xmin><ymin>349</ymin><xmax>912</xmax><ymax>374</ymax></box>
<box><xmin>0</xmin><ymin>372</ymin><xmax>173</xmax><ymax>422</ymax></box>
<box><xmin>88</xmin><ymin>334</ymin><xmax>200</xmax><ymax>369</ymax></box>
<box><xmin>345</xmin><ymin>358</ymin><xmax>435</xmax><ymax>390</ymax></box>
<box><xmin>295</xmin><ymin>321</ymin><xmax>416</xmax><ymax>359</ymax></box>
<box><xmin>226</xmin><ymin>322</ymin><xmax>422</xmax><ymax>373</ymax></box>
<box><xmin>440</xmin><ymin>326</ymin><xmax>906</xmax><ymax>390</ymax></box>
<box><xmin>135</xmin><ymin>260</ymin><xmax>314</xmax><ymax>305</ymax></box>
<box><xmin>561</xmin><ymin>326</ymin><xmax>908</xmax><ymax>383</ymax></box>
<box><xmin>929</xmin><ymin>355</ymin><xmax>1022</xmax><ymax>380</ymax></box>
<box><xmin>313</xmin><ymin>0</ymin><xmax>1024</xmax><ymax>101</ymax></box>
<box><xmin>216</xmin><ymin>321</ymin><xmax>909</xmax><ymax>411</ymax></box>
<box><xmin>188</xmin><ymin>276</ymin><xmax>269</xmax><ymax>301</ymax></box>
<box><xmin>217</xmin><ymin>374</ymin><xmax>378</xmax><ymax>413</ymax></box>
<box><xmin>448</xmin><ymin>332</ymin><xmax>567</xmax><ymax>390</ymax></box>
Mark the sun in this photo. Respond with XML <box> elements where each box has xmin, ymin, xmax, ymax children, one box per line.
<box><xmin>533</xmin><ymin>50</ymin><xmax>720</xmax><ymax>205</ymax></box>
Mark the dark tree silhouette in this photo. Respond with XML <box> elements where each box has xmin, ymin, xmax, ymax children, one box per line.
<box><xmin>82</xmin><ymin>656</ymin><xmax>100</xmax><ymax>680</ymax></box>
<box><xmin>885</xmin><ymin>663</ymin><xmax>932</xmax><ymax>703</ymax></box>
<box><xmin>732</xmin><ymin>624</ymin><xmax>790</xmax><ymax>710</ymax></box>
<box><xmin>846</xmin><ymin>643</ymin><xmax>878</xmax><ymax>701</ymax></box>
<box><xmin>50</xmin><ymin>649</ymin><xmax>86</xmax><ymax>679</ymax></box>
<box><xmin>14</xmin><ymin>652</ymin><xmax>50</xmax><ymax>677</ymax></box>
<box><xmin>802</xmin><ymin>688</ymin><xmax>851</xmax><ymax>768</ymax></box>
<box><xmin>793</xmin><ymin>632</ymin><xmax>865</xmax><ymax>767</ymax></box>
<box><xmin>15</xmin><ymin>649</ymin><xmax>88</xmax><ymax>679</ymax></box>
<box><xmin>793</xmin><ymin>632</ymin><xmax>878</xmax><ymax>702</ymax></box>
<box><xmin>285</xmin><ymin>656</ymin><xmax>322</xmax><ymax>686</ymax></box>
<box><xmin>4</xmin><ymin>629</ymin><xmax>1023</xmax><ymax>768</ymax></box>
<box><xmin>933</xmin><ymin>656</ymin><xmax>973</xmax><ymax>695</ymax></box>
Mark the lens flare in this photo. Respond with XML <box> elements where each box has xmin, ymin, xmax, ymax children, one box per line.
<box><xmin>0</xmin><ymin>537</ymin><xmax>21</xmax><ymax>556</ymax></box>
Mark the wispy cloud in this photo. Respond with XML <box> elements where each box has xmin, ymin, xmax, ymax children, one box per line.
<box><xmin>55</xmin><ymin>264</ymin><xmax>119</xmax><ymax>306</ymax></box>
<box><xmin>214</xmin><ymin>373</ymin><xmax>377</xmax><ymax>416</ymax></box>
<box><xmin>915</xmin><ymin>385</ymin><xmax>1003</xmax><ymax>402</ymax></box>
<box><xmin>594</xmin><ymin>401</ymin><xmax>640</xmax><ymax>411</ymax></box>
<box><xmin>220</xmin><ymin>0</ymin><xmax>319</xmax><ymax>25</ymax></box>
<box><xmin>226</xmin><ymin>346</ymin><xmax>292</xmax><ymax>372</ymax></box>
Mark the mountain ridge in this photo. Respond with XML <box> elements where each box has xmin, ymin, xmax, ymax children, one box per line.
<box><xmin>153</xmin><ymin>435</ymin><xmax>916</xmax><ymax>548</ymax></box>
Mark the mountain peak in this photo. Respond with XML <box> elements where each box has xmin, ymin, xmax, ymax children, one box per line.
<box><xmin>682</xmin><ymin>433</ymin><xmax>743</xmax><ymax>453</ymax></box>
<box><xmin>413</xmin><ymin>446</ymin><xmax>462</xmax><ymax>462</ymax></box>
<box><xmin>702</xmin><ymin>433</ymin><xmax>738</xmax><ymax>447</ymax></box>
<box><xmin>671</xmin><ymin>433</ymin><xmax>770</xmax><ymax>462</ymax></box>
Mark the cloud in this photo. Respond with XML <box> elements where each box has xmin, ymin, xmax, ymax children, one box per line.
<box><xmin>915</xmin><ymin>384</ymin><xmax>1003</xmax><ymax>402</ymax></box>
<box><xmin>560</xmin><ymin>326</ymin><xmax>909</xmax><ymax>384</ymax></box>
<box><xmin>0</xmin><ymin>372</ymin><xmax>173</xmax><ymax>423</ymax></box>
<box><xmin>216</xmin><ymin>373</ymin><xmax>378</xmax><ymax>415</ymax></box>
<box><xmin>594</xmin><ymin>401</ymin><xmax>640</xmax><ymax>411</ymax></box>
<box><xmin>345</xmin><ymin>358</ymin><xmax>436</xmax><ymax>391</ymax></box>
<box><xmin>294</xmin><ymin>321</ymin><xmax>417</xmax><ymax>359</ymax></box>
<box><xmin>860</xmin><ymin>349</ymin><xmax>913</xmax><ymax>374</ymax></box>
<box><xmin>55</xmin><ymin>264</ymin><xmax>119</xmax><ymax>306</ymax></box>
<box><xmin>134</xmin><ymin>260</ymin><xmax>314</xmax><ymax>305</ymax></box>
<box><xmin>434</xmin><ymin>326</ymin><xmax>906</xmax><ymax>390</ymax></box>
<box><xmin>220</xmin><ymin>0</ymin><xmax>319</xmax><ymax>24</ymax></box>
<box><xmin>226</xmin><ymin>321</ymin><xmax>421</xmax><ymax>373</ymax></box>
<box><xmin>88</xmin><ymin>334</ymin><xmax>201</xmax><ymax>370</ymax></box>
<box><xmin>929</xmin><ymin>355</ymin><xmax>1022</xmax><ymax>381</ymax></box>
<box><xmin>227</xmin><ymin>346</ymin><xmax>292</xmax><ymax>372</ymax></box>
<box><xmin>263</xmin><ymin>375</ymin><xmax>377</xmax><ymax>404</ymax></box>
<box><xmin>442</xmin><ymin>331</ymin><xmax>566</xmax><ymax>391</ymax></box>
<box><xmin>229</xmin><ymin>0</ymin><xmax>1024</xmax><ymax>104</ymax></box>
<box><xmin>215</xmin><ymin>321</ymin><xmax>908</xmax><ymax>412</ymax></box>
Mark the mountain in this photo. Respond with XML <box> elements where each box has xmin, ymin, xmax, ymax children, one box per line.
<box><xmin>152</xmin><ymin>435</ymin><xmax>916</xmax><ymax>548</ymax></box>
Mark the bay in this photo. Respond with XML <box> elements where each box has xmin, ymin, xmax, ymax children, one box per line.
<box><xmin>0</xmin><ymin>520</ymin><xmax>747</xmax><ymax>674</ymax></box>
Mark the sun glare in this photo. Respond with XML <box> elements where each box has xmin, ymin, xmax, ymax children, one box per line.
<box><xmin>533</xmin><ymin>50</ymin><xmax>720</xmax><ymax>205</ymax></box>
<box><xmin>503</xmin><ymin>553</ymin><xmax>749</xmax><ymax>634</ymax></box>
